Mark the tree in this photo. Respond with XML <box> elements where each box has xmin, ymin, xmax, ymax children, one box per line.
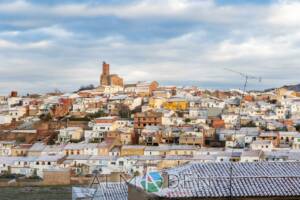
<box><xmin>296</xmin><ymin>124</ymin><xmax>300</xmax><ymax>132</ymax></box>
<box><xmin>39</xmin><ymin>113</ymin><xmax>52</xmax><ymax>121</ymax></box>
<box><xmin>118</xmin><ymin>104</ymin><xmax>131</xmax><ymax>119</ymax></box>
<box><xmin>133</xmin><ymin>171</ymin><xmax>140</xmax><ymax>177</ymax></box>
<box><xmin>77</xmin><ymin>84</ymin><xmax>95</xmax><ymax>92</ymax></box>
<box><xmin>87</xmin><ymin>109</ymin><xmax>106</xmax><ymax>119</ymax></box>
<box><xmin>242</xmin><ymin>121</ymin><xmax>256</xmax><ymax>128</ymax></box>
<box><xmin>184</xmin><ymin>118</ymin><xmax>191</xmax><ymax>123</ymax></box>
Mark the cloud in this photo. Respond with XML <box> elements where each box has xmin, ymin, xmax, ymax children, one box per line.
<box><xmin>0</xmin><ymin>0</ymin><xmax>300</xmax><ymax>95</ymax></box>
<box><xmin>0</xmin><ymin>0</ymin><xmax>266</xmax><ymax>24</ymax></box>
<box><xmin>0</xmin><ymin>39</ymin><xmax>51</xmax><ymax>49</ymax></box>
<box><xmin>268</xmin><ymin>0</ymin><xmax>300</xmax><ymax>27</ymax></box>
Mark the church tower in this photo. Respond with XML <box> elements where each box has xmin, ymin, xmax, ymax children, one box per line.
<box><xmin>99</xmin><ymin>61</ymin><xmax>124</xmax><ymax>87</ymax></box>
<box><xmin>100</xmin><ymin>61</ymin><xmax>110</xmax><ymax>86</ymax></box>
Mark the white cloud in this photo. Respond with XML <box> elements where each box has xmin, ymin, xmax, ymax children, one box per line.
<box><xmin>0</xmin><ymin>39</ymin><xmax>18</xmax><ymax>48</ymax></box>
<box><xmin>34</xmin><ymin>26</ymin><xmax>73</xmax><ymax>38</ymax></box>
<box><xmin>0</xmin><ymin>0</ymin><xmax>267</xmax><ymax>24</ymax></box>
<box><xmin>1</xmin><ymin>0</ymin><xmax>300</xmax><ymax>94</ymax></box>
<box><xmin>0</xmin><ymin>39</ymin><xmax>51</xmax><ymax>49</ymax></box>
<box><xmin>0</xmin><ymin>0</ymin><xmax>32</xmax><ymax>12</ymax></box>
<box><xmin>268</xmin><ymin>0</ymin><xmax>300</xmax><ymax>27</ymax></box>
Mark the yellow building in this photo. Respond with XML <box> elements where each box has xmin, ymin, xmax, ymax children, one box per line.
<box><xmin>158</xmin><ymin>158</ymin><xmax>190</xmax><ymax>169</ymax></box>
<box><xmin>98</xmin><ymin>138</ymin><xmax>121</xmax><ymax>156</ymax></box>
<box><xmin>163</xmin><ymin>98</ymin><xmax>188</xmax><ymax>111</ymax></box>
<box><xmin>149</xmin><ymin>97</ymin><xmax>167</xmax><ymax>109</ymax></box>
<box><xmin>120</xmin><ymin>132</ymin><xmax>133</xmax><ymax>145</ymax></box>
<box><xmin>120</xmin><ymin>145</ymin><xmax>145</xmax><ymax>156</ymax></box>
<box><xmin>179</xmin><ymin>132</ymin><xmax>204</xmax><ymax>146</ymax></box>
<box><xmin>276</xmin><ymin>88</ymin><xmax>298</xmax><ymax>98</ymax></box>
<box><xmin>11</xmin><ymin>144</ymin><xmax>31</xmax><ymax>157</ymax></box>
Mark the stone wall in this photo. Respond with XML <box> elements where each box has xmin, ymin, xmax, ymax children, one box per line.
<box><xmin>43</xmin><ymin>169</ymin><xmax>71</xmax><ymax>185</ymax></box>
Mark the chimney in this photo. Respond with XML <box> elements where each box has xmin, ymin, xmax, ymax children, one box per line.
<box><xmin>10</xmin><ymin>91</ymin><xmax>18</xmax><ymax>97</ymax></box>
<box><xmin>161</xmin><ymin>171</ymin><xmax>169</xmax><ymax>188</ymax></box>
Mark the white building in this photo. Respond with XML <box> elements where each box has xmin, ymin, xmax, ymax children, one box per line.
<box><xmin>93</xmin><ymin>117</ymin><xmax>118</xmax><ymax>132</ymax></box>
<box><xmin>58</xmin><ymin>127</ymin><xmax>84</xmax><ymax>144</ymax></box>
<box><xmin>0</xmin><ymin>141</ymin><xmax>15</xmax><ymax>156</ymax></box>
<box><xmin>222</xmin><ymin>114</ymin><xmax>239</xmax><ymax>128</ymax></box>
<box><xmin>31</xmin><ymin>154</ymin><xmax>65</xmax><ymax>178</ymax></box>
<box><xmin>0</xmin><ymin>115</ymin><xmax>12</xmax><ymax>125</ymax></box>
<box><xmin>251</xmin><ymin>140</ymin><xmax>274</xmax><ymax>152</ymax></box>
<box><xmin>240</xmin><ymin>150</ymin><xmax>262</xmax><ymax>162</ymax></box>
<box><xmin>8</xmin><ymin>106</ymin><xmax>26</xmax><ymax>121</ymax></box>
<box><xmin>291</xmin><ymin>100</ymin><xmax>300</xmax><ymax>118</ymax></box>
<box><xmin>293</xmin><ymin>135</ymin><xmax>300</xmax><ymax>150</ymax></box>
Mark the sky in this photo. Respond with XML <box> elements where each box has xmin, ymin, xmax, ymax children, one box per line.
<box><xmin>0</xmin><ymin>0</ymin><xmax>300</xmax><ymax>95</ymax></box>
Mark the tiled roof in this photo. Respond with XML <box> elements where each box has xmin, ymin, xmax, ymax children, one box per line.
<box><xmin>130</xmin><ymin>162</ymin><xmax>300</xmax><ymax>198</ymax></box>
<box><xmin>64</xmin><ymin>143</ymin><xmax>98</xmax><ymax>150</ymax></box>
<box><xmin>72</xmin><ymin>182</ymin><xmax>127</xmax><ymax>200</ymax></box>
<box><xmin>159</xmin><ymin>162</ymin><xmax>300</xmax><ymax>198</ymax></box>
<box><xmin>28</xmin><ymin>142</ymin><xmax>46</xmax><ymax>152</ymax></box>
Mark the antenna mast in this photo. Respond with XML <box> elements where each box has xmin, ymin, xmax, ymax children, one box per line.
<box><xmin>224</xmin><ymin>68</ymin><xmax>262</xmax><ymax>199</ymax></box>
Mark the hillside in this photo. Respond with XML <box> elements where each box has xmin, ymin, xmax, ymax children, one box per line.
<box><xmin>282</xmin><ymin>84</ymin><xmax>300</xmax><ymax>92</ymax></box>
<box><xmin>265</xmin><ymin>84</ymin><xmax>300</xmax><ymax>92</ymax></box>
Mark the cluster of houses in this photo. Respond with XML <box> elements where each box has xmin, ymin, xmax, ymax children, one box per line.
<box><xmin>1</xmin><ymin>77</ymin><xmax>300</xmax><ymax>181</ymax></box>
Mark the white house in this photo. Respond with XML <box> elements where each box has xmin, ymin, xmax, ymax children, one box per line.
<box><xmin>58</xmin><ymin>127</ymin><xmax>84</xmax><ymax>144</ymax></box>
<box><xmin>293</xmin><ymin>135</ymin><xmax>300</xmax><ymax>150</ymax></box>
<box><xmin>31</xmin><ymin>154</ymin><xmax>65</xmax><ymax>178</ymax></box>
<box><xmin>93</xmin><ymin>116</ymin><xmax>118</xmax><ymax>132</ymax></box>
<box><xmin>251</xmin><ymin>140</ymin><xmax>274</xmax><ymax>152</ymax></box>
<box><xmin>240</xmin><ymin>150</ymin><xmax>262</xmax><ymax>162</ymax></box>
<box><xmin>291</xmin><ymin>100</ymin><xmax>300</xmax><ymax>117</ymax></box>
<box><xmin>0</xmin><ymin>141</ymin><xmax>15</xmax><ymax>156</ymax></box>
<box><xmin>279</xmin><ymin>132</ymin><xmax>300</xmax><ymax>146</ymax></box>
<box><xmin>0</xmin><ymin>115</ymin><xmax>12</xmax><ymax>125</ymax></box>
<box><xmin>221</xmin><ymin>114</ymin><xmax>239</xmax><ymax>128</ymax></box>
<box><xmin>8</xmin><ymin>106</ymin><xmax>26</xmax><ymax>121</ymax></box>
<box><xmin>10</xmin><ymin>156</ymin><xmax>37</xmax><ymax>177</ymax></box>
<box><xmin>275</xmin><ymin>106</ymin><xmax>288</xmax><ymax>119</ymax></box>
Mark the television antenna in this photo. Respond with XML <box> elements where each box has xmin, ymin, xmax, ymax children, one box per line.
<box><xmin>224</xmin><ymin>68</ymin><xmax>262</xmax><ymax>93</ymax></box>
<box><xmin>224</xmin><ymin>68</ymin><xmax>262</xmax><ymax>199</ymax></box>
